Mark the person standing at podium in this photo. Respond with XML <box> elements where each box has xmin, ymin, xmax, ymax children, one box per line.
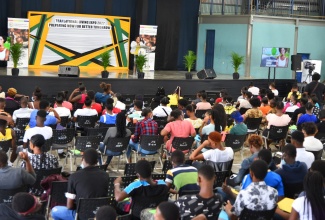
<box><xmin>130</xmin><ymin>36</ymin><xmax>144</xmax><ymax>74</ymax></box>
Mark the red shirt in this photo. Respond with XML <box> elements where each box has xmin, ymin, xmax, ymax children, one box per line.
<box><xmin>102</xmin><ymin>107</ymin><xmax>121</xmax><ymax>115</ymax></box>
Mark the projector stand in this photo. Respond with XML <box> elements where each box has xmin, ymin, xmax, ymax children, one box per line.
<box><xmin>268</xmin><ymin>67</ymin><xmax>276</xmax><ymax>84</ymax></box>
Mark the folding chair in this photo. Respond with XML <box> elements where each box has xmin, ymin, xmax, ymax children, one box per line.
<box><xmin>214</xmin><ymin>171</ymin><xmax>229</xmax><ymax>187</ymax></box>
<box><xmin>135</xmin><ymin>135</ymin><xmax>164</xmax><ymax>168</ymax></box>
<box><xmin>162</xmin><ymin>160</ymin><xmax>172</xmax><ymax>174</ymax></box>
<box><xmin>0</xmin><ymin>186</ymin><xmax>27</xmax><ymax>204</ymax></box>
<box><xmin>15</xmin><ymin>129</ymin><xmax>25</xmax><ymax>146</ymax></box>
<box><xmin>31</xmin><ymin>167</ymin><xmax>62</xmax><ymax>196</ymax></box>
<box><xmin>67</xmin><ymin>136</ymin><xmax>101</xmax><ymax>171</ymax></box>
<box><xmin>224</xmin><ymin>134</ymin><xmax>247</xmax><ymax>162</ymax></box>
<box><xmin>239</xmin><ymin>206</ymin><xmax>277</xmax><ymax>220</ymax></box>
<box><xmin>15</xmin><ymin>117</ymin><xmax>30</xmax><ymax>130</ymax></box>
<box><xmin>152</xmin><ymin>174</ymin><xmax>166</xmax><ymax>181</ymax></box>
<box><xmin>262</xmin><ymin>125</ymin><xmax>289</xmax><ymax>150</ymax></box>
<box><xmin>42</xmin><ymin>138</ymin><xmax>53</xmax><ymax>152</ymax></box>
<box><xmin>124</xmin><ymin>161</ymin><xmax>155</xmax><ymax>176</ymax></box>
<box><xmin>76</xmin><ymin>115</ymin><xmax>98</xmax><ymax>128</ymax></box>
<box><xmin>47</xmin><ymin>181</ymin><xmax>68</xmax><ymax>217</ymax></box>
<box><xmin>195</xmin><ymin>110</ymin><xmax>208</xmax><ymax>119</ymax></box>
<box><xmin>59</xmin><ymin>116</ymin><xmax>69</xmax><ymax>127</ymax></box>
<box><xmin>169</xmin><ymin>137</ymin><xmax>194</xmax><ymax>157</ymax></box>
<box><xmin>87</xmin><ymin>127</ymin><xmax>109</xmax><ymax>140</ymax></box>
<box><xmin>75</xmin><ymin>197</ymin><xmax>116</xmax><ymax>220</ymax></box>
<box><xmin>0</xmin><ymin>140</ymin><xmax>11</xmax><ymax>153</ymax></box>
<box><xmin>245</xmin><ymin>117</ymin><xmax>262</xmax><ymax>134</ymax></box>
<box><xmin>51</xmin><ymin>128</ymin><xmax>75</xmax><ymax>153</ymax></box>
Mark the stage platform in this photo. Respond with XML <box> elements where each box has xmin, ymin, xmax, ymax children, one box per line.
<box><xmin>0</xmin><ymin>67</ymin><xmax>296</xmax><ymax>99</ymax></box>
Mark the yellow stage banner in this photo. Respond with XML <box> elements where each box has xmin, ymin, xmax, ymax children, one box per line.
<box><xmin>28</xmin><ymin>11</ymin><xmax>130</xmax><ymax>71</ymax></box>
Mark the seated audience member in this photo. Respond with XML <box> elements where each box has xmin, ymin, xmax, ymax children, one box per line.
<box><xmin>283</xmin><ymin>92</ymin><xmax>300</xmax><ymax>113</ymax></box>
<box><xmin>228</xmin><ymin>135</ymin><xmax>263</xmax><ymax>186</ymax></box>
<box><xmin>309</xmin><ymin>94</ymin><xmax>320</xmax><ymax>116</ymax></box>
<box><xmin>29</xmin><ymin>100</ymin><xmax>60</xmax><ymax>128</ymax></box>
<box><xmin>266</xmin><ymin>91</ymin><xmax>275</xmax><ymax>102</ymax></box>
<box><xmin>290</xmin><ymin>130</ymin><xmax>315</xmax><ymax>169</ymax></box>
<box><xmin>185</xmin><ymin>104</ymin><xmax>203</xmax><ymax>130</ymax></box>
<box><xmin>237</xmin><ymin>87</ymin><xmax>248</xmax><ymax>101</ymax></box>
<box><xmin>287</xmin><ymin>83</ymin><xmax>301</xmax><ymax>101</ymax></box>
<box><xmin>317</xmin><ymin>109</ymin><xmax>325</xmax><ymax>133</ymax></box>
<box><xmin>229</xmin><ymin>111</ymin><xmax>247</xmax><ymax>135</ymax></box>
<box><xmin>215</xmin><ymin>89</ymin><xmax>228</xmax><ymax>104</ymax></box>
<box><xmin>150</xmin><ymin>87</ymin><xmax>166</xmax><ymax>110</ymax></box>
<box><xmin>243</xmin><ymin>97</ymin><xmax>263</xmax><ymax>121</ymax></box>
<box><xmin>269</xmin><ymin>82</ymin><xmax>279</xmax><ymax>96</ymax></box>
<box><xmin>297</xmin><ymin>102</ymin><xmax>318</xmax><ymax>127</ymax></box>
<box><xmin>52</xmin><ymin>148</ymin><xmax>109</xmax><ymax>220</ymax></box>
<box><xmin>257</xmin><ymin>88</ymin><xmax>266</xmax><ymax>101</ymax></box>
<box><xmin>302</xmin><ymin>122</ymin><xmax>323</xmax><ymax>152</ymax></box>
<box><xmin>23</xmin><ymin>110</ymin><xmax>53</xmax><ymax>149</ymax></box>
<box><xmin>28</xmin><ymin>87</ymin><xmax>42</xmax><ymax>110</ymax></box>
<box><xmin>54</xmin><ymin>91</ymin><xmax>73</xmax><ymax>111</ymax></box>
<box><xmin>127</xmin><ymin>100</ymin><xmax>143</xmax><ymax>123</ymax></box>
<box><xmin>177</xmin><ymin>98</ymin><xmax>188</xmax><ymax>118</ymax></box>
<box><xmin>224</xmin><ymin>96</ymin><xmax>236</xmax><ymax>115</ymax></box>
<box><xmin>0</xmin><ymin>192</ymin><xmax>45</xmax><ymax>220</ymax></box>
<box><xmin>161</xmin><ymin>109</ymin><xmax>196</xmax><ymax>152</ymax></box>
<box><xmin>84</xmin><ymin>90</ymin><xmax>102</xmax><ymax>115</ymax></box>
<box><xmin>238</xmin><ymin>91</ymin><xmax>252</xmax><ymax>110</ymax></box>
<box><xmin>127</xmin><ymin>94</ymin><xmax>144</xmax><ymax>115</ymax></box>
<box><xmin>114</xmin><ymin>93</ymin><xmax>126</xmax><ymax>111</ymax></box>
<box><xmin>165</xmin><ymin>150</ymin><xmax>199</xmax><ymax>194</ymax></box>
<box><xmin>0</xmin><ymin>116</ymin><xmax>17</xmax><ymax>162</ymax></box>
<box><xmin>275</xmin><ymin>144</ymin><xmax>307</xmax><ymax>187</ymax></box>
<box><xmin>168</xmin><ymin>86</ymin><xmax>182</xmax><ymax>107</ymax></box>
<box><xmin>176</xmin><ymin>165</ymin><xmax>223</xmax><ymax>220</ymax></box>
<box><xmin>240</xmin><ymin>149</ymin><xmax>284</xmax><ymax>198</ymax></box>
<box><xmin>0</xmin><ymin>98</ymin><xmax>6</xmax><ymax>112</ymax></box>
<box><xmin>267</xmin><ymin>99</ymin><xmax>277</xmax><ymax>114</ymax></box>
<box><xmin>126</xmin><ymin>108</ymin><xmax>158</xmax><ymax>162</ymax></box>
<box><xmin>114</xmin><ymin>160</ymin><xmax>169</xmax><ymax>220</ymax></box>
<box><xmin>99</xmin><ymin>112</ymin><xmax>131</xmax><ymax>165</ymax></box>
<box><xmin>248</xmin><ymin>82</ymin><xmax>260</xmax><ymax>96</ymax></box>
<box><xmin>12</xmin><ymin>97</ymin><xmax>33</xmax><ymax>123</ymax></box>
<box><xmin>192</xmin><ymin>90</ymin><xmax>204</xmax><ymax>105</ymax></box>
<box><xmin>53</xmin><ymin>96</ymin><xmax>71</xmax><ymax>118</ymax></box>
<box><xmin>5</xmin><ymin>88</ymin><xmax>20</xmax><ymax>116</ymax></box>
<box><xmin>95</xmin><ymin>82</ymin><xmax>112</xmax><ymax>105</ymax></box>
<box><xmin>201</xmin><ymin>107</ymin><xmax>226</xmax><ymax>134</ymax></box>
<box><xmin>154</xmin><ymin>202</ymin><xmax>179</xmax><ymax>220</ymax></box>
<box><xmin>290</xmin><ymin>171</ymin><xmax>325</xmax><ymax>220</ymax></box>
<box><xmin>258</xmin><ymin>97</ymin><xmax>271</xmax><ymax>116</ymax></box>
<box><xmin>68</xmin><ymin>83</ymin><xmax>87</xmax><ymax>108</ymax></box>
<box><xmin>73</xmin><ymin>97</ymin><xmax>98</xmax><ymax>125</ymax></box>
<box><xmin>99</xmin><ymin>98</ymin><xmax>116</xmax><ymax>125</ymax></box>
<box><xmin>225</xmin><ymin>160</ymin><xmax>278</xmax><ymax>218</ymax></box>
<box><xmin>190</xmin><ymin>132</ymin><xmax>234</xmax><ymax>165</ymax></box>
<box><xmin>94</xmin><ymin>206</ymin><xmax>117</xmax><ymax>220</ymax></box>
<box><xmin>152</xmin><ymin>97</ymin><xmax>172</xmax><ymax>118</ymax></box>
<box><xmin>0</xmin><ymin>150</ymin><xmax>36</xmax><ymax>190</ymax></box>
<box><xmin>291</xmin><ymin>95</ymin><xmax>308</xmax><ymax>124</ymax></box>
<box><xmin>196</xmin><ymin>92</ymin><xmax>212</xmax><ymax>110</ymax></box>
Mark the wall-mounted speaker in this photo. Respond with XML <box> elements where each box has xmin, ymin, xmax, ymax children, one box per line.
<box><xmin>291</xmin><ymin>55</ymin><xmax>302</xmax><ymax>71</ymax></box>
<box><xmin>197</xmin><ymin>69</ymin><xmax>216</xmax><ymax>79</ymax></box>
<box><xmin>58</xmin><ymin>65</ymin><xmax>80</xmax><ymax>77</ymax></box>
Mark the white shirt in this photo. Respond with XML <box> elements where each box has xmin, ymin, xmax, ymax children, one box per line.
<box><xmin>152</xmin><ymin>105</ymin><xmax>172</xmax><ymax>117</ymax></box>
<box><xmin>23</xmin><ymin>126</ymin><xmax>53</xmax><ymax>143</ymax></box>
<box><xmin>292</xmin><ymin>196</ymin><xmax>313</xmax><ymax>220</ymax></box>
<box><xmin>271</xmin><ymin>89</ymin><xmax>279</xmax><ymax>96</ymax></box>
<box><xmin>248</xmin><ymin>86</ymin><xmax>260</xmax><ymax>96</ymax></box>
<box><xmin>54</xmin><ymin>106</ymin><xmax>71</xmax><ymax>118</ymax></box>
<box><xmin>266</xmin><ymin>114</ymin><xmax>291</xmax><ymax>129</ymax></box>
<box><xmin>296</xmin><ymin>148</ymin><xmax>315</xmax><ymax>169</ymax></box>
<box><xmin>285</xmin><ymin>105</ymin><xmax>299</xmax><ymax>113</ymax></box>
<box><xmin>239</xmin><ymin>99</ymin><xmax>252</xmax><ymax>109</ymax></box>
<box><xmin>12</xmin><ymin>108</ymin><xmax>33</xmax><ymax>122</ymax></box>
<box><xmin>303</xmin><ymin>136</ymin><xmax>323</xmax><ymax>151</ymax></box>
<box><xmin>115</xmin><ymin>101</ymin><xmax>126</xmax><ymax>110</ymax></box>
<box><xmin>202</xmin><ymin>147</ymin><xmax>234</xmax><ymax>163</ymax></box>
<box><xmin>73</xmin><ymin>108</ymin><xmax>97</xmax><ymax>117</ymax></box>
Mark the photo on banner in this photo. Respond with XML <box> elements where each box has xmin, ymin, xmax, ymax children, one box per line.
<box><xmin>139</xmin><ymin>25</ymin><xmax>157</xmax><ymax>71</ymax></box>
<box><xmin>28</xmin><ymin>11</ymin><xmax>130</xmax><ymax>70</ymax></box>
<box><xmin>7</xmin><ymin>18</ymin><xmax>29</xmax><ymax>67</ymax></box>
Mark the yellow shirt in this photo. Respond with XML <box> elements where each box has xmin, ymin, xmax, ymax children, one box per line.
<box><xmin>0</xmin><ymin>128</ymin><xmax>12</xmax><ymax>141</ymax></box>
<box><xmin>287</xmin><ymin>91</ymin><xmax>301</xmax><ymax>100</ymax></box>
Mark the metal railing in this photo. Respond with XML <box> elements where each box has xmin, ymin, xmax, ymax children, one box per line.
<box><xmin>199</xmin><ymin>0</ymin><xmax>323</xmax><ymax>18</ymax></box>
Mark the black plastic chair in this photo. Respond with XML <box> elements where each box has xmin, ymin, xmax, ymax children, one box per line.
<box><xmin>239</xmin><ymin>108</ymin><xmax>250</xmax><ymax>115</ymax></box>
<box><xmin>171</xmin><ymin>137</ymin><xmax>194</xmax><ymax>153</ymax></box>
<box><xmin>124</xmin><ymin>161</ymin><xmax>156</xmax><ymax>176</ymax></box>
<box><xmin>122</xmin><ymin>176</ymin><xmax>137</xmax><ymax>188</ymax></box>
<box><xmin>239</xmin><ymin>206</ymin><xmax>277</xmax><ymax>220</ymax></box>
<box><xmin>47</xmin><ymin>181</ymin><xmax>68</xmax><ymax>216</ymax></box>
<box><xmin>43</xmin><ymin>138</ymin><xmax>53</xmax><ymax>152</ymax></box>
<box><xmin>195</xmin><ymin>109</ymin><xmax>208</xmax><ymax>119</ymax></box>
<box><xmin>76</xmin><ymin>115</ymin><xmax>97</xmax><ymax>128</ymax></box>
<box><xmin>99</xmin><ymin>123</ymin><xmax>115</xmax><ymax>128</ymax></box>
<box><xmin>284</xmin><ymin>182</ymin><xmax>303</xmax><ymax>199</ymax></box>
<box><xmin>246</xmin><ymin>117</ymin><xmax>262</xmax><ymax>134</ymax></box>
<box><xmin>103</xmin><ymin>136</ymin><xmax>130</xmax><ymax>172</ymax></box>
<box><xmin>59</xmin><ymin>116</ymin><xmax>69</xmax><ymax>127</ymax></box>
<box><xmin>162</xmin><ymin>160</ymin><xmax>173</xmax><ymax>174</ymax></box>
<box><xmin>0</xmin><ymin>140</ymin><xmax>12</xmax><ymax>153</ymax></box>
<box><xmin>31</xmin><ymin>167</ymin><xmax>62</xmax><ymax>196</ymax></box>
<box><xmin>179</xmin><ymin>189</ymin><xmax>200</xmax><ymax>197</ymax></box>
<box><xmin>75</xmin><ymin>197</ymin><xmax>117</xmax><ymax>220</ymax></box>
<box><xmin>214</xmin><ymin>170</ymin><xmax>229</xmax><ymax>187</ymax></box>
<box><xmin>117</xmin><ymin>214</ymin><xmax>132</xmax><ymax>220</ymax></box>
<box><xmin>52</xmin><ymin>128</ymin><xmax>75</xmax><ymax>145</ymax></box>
<box><xmin>152</xmin><ymin>174</ymin><xmax>166</xmax><ymax>181</ymax></box>
<box><xmin>136</xmin><ymin>135</ymin><xmax>164</xmax><ymax>167</ymax></box>
<box><xmin>76</xmin><ymin>164</ymin><xmax>109</xmax><ymax>172</ymax></box>
<box><xmin>15</xmin><ymin>129</ymin><xmax>25</xmax><ymax>146</ymax></box>
<box><xmin>0</xmin><ymin>186</ymin><xmax>27</xmax><ymax>204</ymax></box>
<box><xmin>315</xmin><ymin>132</ymin><xmax>325</xmax><ymax>144</ymax></box>
<box><xmin>108</xmin><ymin>175</ymin><xmax>137</xmax><ymax>198</ymax></box>
<box><xmin>87</xmin><ymin>127</ymin><xmax>109</xmax><ymax>140</ymax></box>
<box><xmin>224</xmin><ymin>134</ymin><xmax>246</xmax><ymax>160</ymax></box>
<box><xmin>262</xmin><ymin>125</ymin><xmax>289</xmax><ymax>149</ymax></box>
<box><xmin>15</xmin><ymin>117</ymin><xmax>30</xmax><ymax>130</ymax></box>
<box><xmin>307</xmin><ymin>149</ymin><xmax>323</xmax><ymax>160</ymax></box>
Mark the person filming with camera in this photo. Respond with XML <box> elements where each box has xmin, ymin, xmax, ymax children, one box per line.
<box><xmin>304</xmin><ymin>73</ymin><xmax>325</xmax><ymax>103</ymax></box>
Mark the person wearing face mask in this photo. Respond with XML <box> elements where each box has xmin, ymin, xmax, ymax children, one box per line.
<box><xmin>51</xmin><ymin>148</ymin><xmax>109</xmax><ymax>220</ymax></box>
<box><xmin>269</xmin><ymin>82</ymin><xmax>279</xmax><ymax>96</ymax></box>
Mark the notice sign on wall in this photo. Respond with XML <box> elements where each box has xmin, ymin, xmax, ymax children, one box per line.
<box><xmin>28</xmin><ymin>11</ymin><xmax>131</xmax><ymax>70</ymax></box>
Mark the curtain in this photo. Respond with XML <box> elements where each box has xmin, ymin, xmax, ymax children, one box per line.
<box><xmin>50</xmin><ymin>0</ymin><xmax>76</xmax><ymax>13</ymax></box>
<box><xmin>82</xmin><ymin>0</ymin><xmax>106</xmax><ymax>15</ymax></box>
<box><xmin>0</xmin><ymin>0</ymin><xmax>8</xmax><ymax>36</ymax></box>
<box><xmin>21</xmin><ymin>0</ymin><xmax>42</xmax><ymax>17</ymax></box>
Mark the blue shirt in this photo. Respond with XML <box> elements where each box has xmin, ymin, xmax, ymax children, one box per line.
<box><xmin>297</xmin><ymin>114</ymin><xmax>318</xmax><ymax>125</ymax></box>
<box><xmin>29</xmin><ymin>110</ymin><xmax>57</xmax><ymax>128</ymax></box>
<box><xmin>241</xmin><ymin>171</ymin><xmax>284</xmax><ymax>196</ymax></box>
<box><xmin>95</xmin><ymin>92</ymin><xmax>111</xmax><ymax>105</ymax></box>
<box><xmin>233</xmin><ymin>152</ymin><xmax>259</xmax><ymax>184</ymax></box>
<box><xmin>99</xmin><ymin>113</ymin><xmax>116</xmax><ymax>125</ymax></box>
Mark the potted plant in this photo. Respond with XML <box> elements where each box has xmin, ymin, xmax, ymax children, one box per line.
<box><xmin>184</xmin><ymin>50</ymin><xmax>197</xmax><ymax>79</ymax></box>
<box><xmin>10</xmin><ymin>42</ymin><xmax>24</xmax><ymax>76</ymax></box>
<box><xmin>99</xmin><ymin>47</ymin><xmax>111</xmax><ymax>78</ymax></box>
<box><xmin>135</xmin><ymin>54</ymin><xmax>148</xmax><ymax>79</ymax></box>
<box><xmin>230</xmin><ymin>51</ymin><xmax>245</xmax><ymax>80</ymax></box>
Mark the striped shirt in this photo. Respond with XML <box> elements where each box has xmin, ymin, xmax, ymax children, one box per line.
<box><xmin>165</xmin><ymin>164</ymin><xmax>199</xmax><ymax>193</ymax></box>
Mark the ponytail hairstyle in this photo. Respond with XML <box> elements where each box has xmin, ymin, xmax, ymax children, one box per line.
<box><xmin>185</xmin><ymin>104</ymin><xmax>196</xmax><ymax>113</ymax></box>
<box><xmin>211</xmin><ymin>105</ymin><xmax>227</xmax><ymax>132</ymax></box>
<box><xmin>303</xmin><ymin>171</ymin><xmax>325</xmax><ymax>219</ymax></box>
<box><xmin>78</xmin><ymin>82</ymin><xmax>86</xmax><ymax>92</ymax></box>
<box><xmin>100</xmin><ymin>82</ymin><xmax>111</xmax><ymax>93</ymax></box>
<box><xmin>33</xmin><ymin>87</ymin><xmax>42</xmax><ymax>100</ymax></box>
<box><xmin>115</xmin><ymin>112</ymin><xmax>127</xmax><ymax>138</ymax></box>
<box><xmin>30</xmin><ymin>134</ymin><xmax>46</xmax><ymax>167</ymax></box>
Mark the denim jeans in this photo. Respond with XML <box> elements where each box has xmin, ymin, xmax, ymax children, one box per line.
<box><xmin>51</xmin><ymin>206</ymin><xmax>76</xmax><ymax>220</ymax></box>
<box><xmin>215</xmin><ymin>187</ymin><xmax>236</xmax><ymax>205</ymax></box>
<box><xmin>126</xmin><ymin>139</ymin><xmax>157</xmax><ymax>159</ymax></box>
<box><xmin>98</xmin><ymin>142</ymin><xmax>122</xmax><ymax>165</ymax></box>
